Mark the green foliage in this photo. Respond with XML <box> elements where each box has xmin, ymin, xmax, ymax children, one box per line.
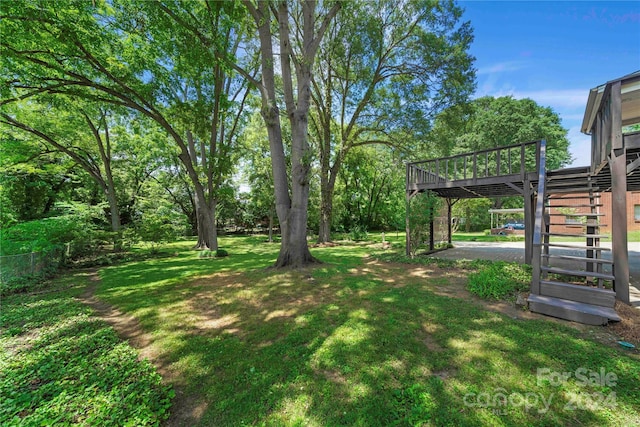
<box><xmin>334</xmin><ymin>146</ymin><xmax>406</xmax><ymax>233</ymax></box>
<box><xmin>0</xmin><ymin>273</ymin><xmax>49</xmax><ymax>297</ymax></box>
<box><xmin>0</xmin><ymin>275</ymin><xmax>172</xmax><ymax>426</ymax></box>
<box><xmin>429</xmin><ymin>96</ymin><xmax>573</xmax><ymax>170</ymax></box>
<box><xmin>467</xmin><ymin>261</ymin><xmax>531</xmax><ymax>300</ymax></box>
<box><xmin>452</xmin><ymin>198</ymin><xmax>493</xmax><ymax>232</ymax></box>
<box><xmin>0</xmin><ymin>203</ymin><xmax>103</xmax><ymax>257</ymax></box>
<box><xmin>348</xmin><ymin>225</ymin><xmax>368</xmax><ymax>241</ymax></box>
<box><xmin>198</xmin><ymin>249</ymin><xmax>229</xmax><ymax>258</ymax></box>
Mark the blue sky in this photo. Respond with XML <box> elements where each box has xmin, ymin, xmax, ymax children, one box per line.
<box><xmin>460</xmin><ymin>1</ymin><xmax>640</xmax><ymax>166</ymax></box>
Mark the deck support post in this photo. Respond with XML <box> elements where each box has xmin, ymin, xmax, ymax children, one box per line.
<box><xmin>523</xmin><ymin>178</ymin><xmax>534</xmax><ymax>265</ymax></box>
<box><xmin>405</xmin><ymin>192</ymin><xmax>411</xmax><ymax>257</ymax></box>
<box><xmin>610</xmin><ymin>149</ymin><xmax>629</xmax><ymax>303</ymax></box>
<box><xmin>609</xmin><ymin>80</ymin><xmax>629</xmax><ymax>304</ymax></box>
<box><xmin>429</xmin><ymin>217</ymin><xmax>435</xmax><ymax>251</ymax></box>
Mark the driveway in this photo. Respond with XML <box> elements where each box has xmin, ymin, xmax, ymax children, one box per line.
<box><xmin>431</xmin><ymin>240</ymin><xmax>640</xmax><ymax>307</ymax></box>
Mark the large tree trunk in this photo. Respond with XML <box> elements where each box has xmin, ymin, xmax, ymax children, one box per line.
<box><xmin>318</xmin><ymin>199</ymin><xmax>332</xmax><ymax>243</ymax></box>
<box><xmin>192</xmin><ymin>185</ymin><xmax>218</xmax><ymax>250</ymax></box>
<box><xmin>274</xmin><ymin>109</ymin><xmax>319</xmax><ymax>267</ymax></box>
<box><xmin>186</xmin><ymin>130</ymin><xmax>218</xmax><ymax>251</ymax></box>
<box><xmin>105</xmin><ymin>188</ymin><xmax>121</xmax><ymax>233</ymax></box>
<box><xmin>247</xmin><ymin>0</ymin><xmax>339</xmax><ymax>267</ymax></box>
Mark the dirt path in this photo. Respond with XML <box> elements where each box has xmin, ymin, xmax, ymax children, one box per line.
<box><xmin>78</xmin><ymin>271</ymin><xmax>205</xmax><ymax>427</ymax></box>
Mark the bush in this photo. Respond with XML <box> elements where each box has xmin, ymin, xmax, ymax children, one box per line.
<box><xmin>215</xmin><ymin>249</ymin><xmax>229</xmax><ymax>258</ymax></box>
<box><xmin>348</xmin><ymin>225</ymin><xmax>368</xmax><ymax>241</ymax></box>
<box><xmin>467</xmin><ymin>262</ymin><xmax>531</xmax><ymax>300</ymax></box>
<box><xmin>198</xmin><ymin>249</ymin><xmax>228</xmax><ymax>259</ymax></box>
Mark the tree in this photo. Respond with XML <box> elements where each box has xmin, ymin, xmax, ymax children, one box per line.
<box><xmin>0</xmin><ymin>129</ymin><xmax>76</xmax><ymax>227</ymax></box>
<box><xmin>310</xmin><ymin>0</ymin><xmax>475</xmax><ymax>242</ymax></box>
<box><xmin>335</xmin><ymin>145</ymin><xmax>405</xmax><ymax>233</ymax></box>
<box><xmin>1</xmin><ymin>0</ymin><xmax>252</xmax><ymax>250</ymax></box>
<box><xmin>428</xmin><ymin>96</ymin><xmax>573</xmax><ymax>218</ymax></box>
<box><xmin>241</xmin><ymin>0</ymin><xmax>341</xmax><ymax>267</ymax></box>
<box><xmin>0</xmin><ymin>99</ymin><xmax>125</xmax><ymax>234</ymax></box>
<box><xmin>407</xmin><ymin>191</ymin><xmax>442</xmax><ymax>257</ymax></box>
<box><xmin>429</xmin><ymin>96</ymin><xmax>572</xmax><ymax>169</ymax></box>
<box><xmin>242</xmin><ymin>111</ymin><xmax>279</xmax><ymax>242</ymax></box>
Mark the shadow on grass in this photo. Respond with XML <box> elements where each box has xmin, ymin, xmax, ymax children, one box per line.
<box><xmin>94</xmin><ymin>239</ymin><xmax>639</xmax><ymax>426</ymax></box>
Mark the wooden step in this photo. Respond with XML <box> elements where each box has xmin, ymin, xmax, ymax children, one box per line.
<box><xmin>547</xmin><ymin>204</ymin><xmax>603</xmax><ymax>208</ymax></box>
<box><xmin>546</xmin><ymin>181</ymin><xmax>593</xmax><ymax>188</ymax></box>
<box><xmin>528</xmin><ymin>294</ymin><xmax>620</xmax><ymax>325</ymax></box>
<box><xmin>547</xmin><ymin>172</ymin><xmax>591</xmax><ymax>180</ymax></box>
<box><xmin>541</xmin><ymin>266</ymin><xmax>615</xmax><ymax>281</ymax></box>
<box><xmin>547</xmin><ymin>194</ymin><xmax>601</xmax><ymax>200</ymax></box>
<box><xmin>546</xmin><ymin>223</ymin><xmax>602</xmax><ymax>227</ymax></box>
<box><xmin>539</xmin><ymin>280</ymin><xmax>616</xmax><ymax>307</ymax></box>
<box><xmin>547</xmin><ymin>212</ymin><xmax>605</xmax><ymax>217</ymax></box>
<box><xmin>542</xmin><ymin>254</ymin><xmax>614</xmax><ymax>264</ymax></box>
<box><xmin>543</xmin><ymin>242</ymin><xmax>610</xmax><ymax>251</ymax></box>
<box><xmin>542</xmin><ymin>232</ymin><xmax>608</xmax><ymax>238</ymax></box>
<box><xmin>546</xmin><ymin>187</ymin><xmax>600</xmax><ymax>194</ymax></box>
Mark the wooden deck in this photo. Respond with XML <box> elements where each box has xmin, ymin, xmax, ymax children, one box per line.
<box><xmin>406</xmin><ymin>141</ymin><xmax>542</xmax><ymax>198</ymax></box>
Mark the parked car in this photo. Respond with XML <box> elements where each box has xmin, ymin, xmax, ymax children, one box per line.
<box><xmin>502</xmin><ymin>223</ymin><xmax>525</xmax><ymax>230</ymax></box>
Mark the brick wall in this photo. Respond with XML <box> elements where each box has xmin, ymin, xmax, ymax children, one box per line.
<box><xmin>548</xmin><ymin>191</ymin><xmax>640</xmax><ymax>234</ymax></box>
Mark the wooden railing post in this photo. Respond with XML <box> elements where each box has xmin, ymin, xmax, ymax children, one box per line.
<box><xmin>520</xmin><ymin>143</ymin><xmax>526</xmax><ymax>180</ymax></box>
<box><xmin>473</xmin><ymin>153</ymin><xmax>477</xmax><ymax>183</ymax></box>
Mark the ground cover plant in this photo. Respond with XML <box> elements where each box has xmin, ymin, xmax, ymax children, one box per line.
<box><xmin>85</xmin><ymin>236</ymin><xmax>639</xmax><ymax>426</ymax></box>
<box><xmin>0</xmin><ymin>272</ymin><xmax>173</xmax><ymax>426</ymax></box>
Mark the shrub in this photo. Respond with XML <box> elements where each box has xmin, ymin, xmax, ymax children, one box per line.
<box><xmin>467</xmin><ymin>262</ymin><xmax>531</xmax><ymax>300</ymax></box>
<box><xmin>215</xmin><ymin>249</ymin><xmax>229</xmax><ymax>258</ymax></box>
<box><xmin>198</xmin><ymin>249</ymin><xmax>228</xmax><ymax>259</ymax></box>
<box><xmin>349</xmin><ymin>225</ymin><xmax>368</xmax><ymax>242</ymax></box>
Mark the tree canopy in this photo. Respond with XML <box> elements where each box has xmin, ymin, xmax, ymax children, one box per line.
<box><xmin>1</xmin><ymin>1</ymin><xmax>576</xmax><ymax>267</ymax></box>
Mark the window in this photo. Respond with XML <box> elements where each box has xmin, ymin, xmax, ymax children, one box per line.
<box><xmin>635</xmin><ymin>205</ymin><xmax>640</xmax><ymax>222</ymax></box>
<box><xmin>565</xmin><ymin>215</ymin><xmax>583</xmax><ymax>225</ymax></box>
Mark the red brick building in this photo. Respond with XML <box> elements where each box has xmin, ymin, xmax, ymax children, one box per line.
<box><xmin>548</xmin><ymin>191</ymin><xmax>640</xmax><ymax>234</ymax></box>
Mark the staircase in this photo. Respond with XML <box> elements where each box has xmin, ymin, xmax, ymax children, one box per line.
<box><xmin>528</xmin><ymin>165</ymin><xmax>620</xmax><ymax>325</ymax></box>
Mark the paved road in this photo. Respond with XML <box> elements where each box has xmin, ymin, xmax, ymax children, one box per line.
<box><xmin>432</xmin><ymin>240</ymin><xmax>640</xmax><ymax>307</ymax></box>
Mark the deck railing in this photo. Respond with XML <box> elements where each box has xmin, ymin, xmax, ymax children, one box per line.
<box><xmin>406</xmin><ymin>140</ymin><xmax>542</xmax><ymax>189</ymax></box>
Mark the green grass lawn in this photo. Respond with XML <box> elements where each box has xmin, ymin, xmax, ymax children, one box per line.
<box><xmin>97</xmin><ymin>237</ymin><xmax>638</xmax><ymax>426</ymax></box>
<box><xmin>3</xmin><ymin>236</ymin><xmax>639</xmax><ymax>426</ymax></box>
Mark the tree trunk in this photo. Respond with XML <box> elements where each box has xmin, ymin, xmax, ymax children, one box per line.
<box><xmin>193</xmin><ymin>191</ymin><xmax>218</xmax><ymax>251</ymax></box>
<box><xmin>105</xmin><ymin>188</ymin><xmax>121</xmax><ymax>233</ymax></box>
<box><xmin>273</xmin><ymin>111</ymin><xmax>319</xmax><ymax>268</ymax></box>
<box><xmin>186</xmin><ymin>130</ymin><xmax>218</xmax><ymax>251</ymax></box>
<box><xmin>247</xmin><ymin>0</ymin><xmax>338</xmax><ymax>267</ymax></box>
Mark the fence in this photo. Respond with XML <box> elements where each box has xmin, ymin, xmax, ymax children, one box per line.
<box><xmin>0</xmin><ymin>246</ymin><xmax>65</xmax><ymax>284</ymax></box>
